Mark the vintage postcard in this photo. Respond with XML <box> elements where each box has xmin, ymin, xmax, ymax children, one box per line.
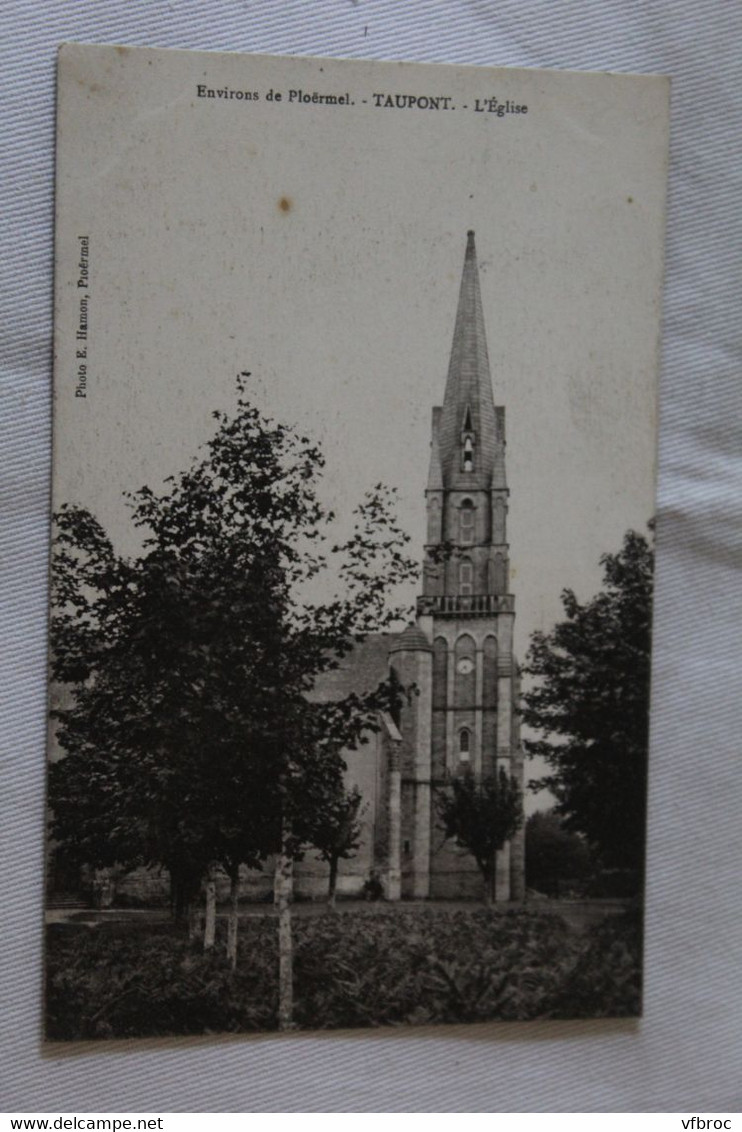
<box><xmin>47</xmin><ymin>43</ymin><xmax>669</xmax><ymax>1037</ymax></box>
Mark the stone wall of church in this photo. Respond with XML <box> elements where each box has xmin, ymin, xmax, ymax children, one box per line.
<box><xmin>108</xmin><ymin>849</ymin><xmax>378</xmax><ymax>909</ymax></box>
<box><xmin>104</xmin><ymin>866</ymin><xmax>170</xmax><ymax>907</ymax></box>
<box><xmin>429</xmin><ymin>837</ymin><xmax>485</xmax><ymax>900</ymax></box>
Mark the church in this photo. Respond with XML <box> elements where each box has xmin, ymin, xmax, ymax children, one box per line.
<box><xmin>290</xmin><ymin>230</ymin><xmax>525</xmax><ymax>904</ymax></box>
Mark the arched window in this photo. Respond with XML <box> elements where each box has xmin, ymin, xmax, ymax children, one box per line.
<box><xmin>462</xmin><ymin>435</ymin><xmax>474</xmax><ymax>472</ymax></box>
<box><xmin>459</xmin><ymin>727</ymin><xmax>471</xmax><ymax>761</ymax></box>
<box><xmin>459</xmin><ymin>500</ymin><xmax>475</xmax><ymax>544</ymax></box>
<box><xmin>459</xmin><ymin>557</ymin><xmax>473</xmax><ymax>596</ymax></box>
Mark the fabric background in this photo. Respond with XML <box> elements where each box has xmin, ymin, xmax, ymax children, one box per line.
<box><xmin>1</xmin><ymin>0</ymin><xmax>740</xmax><ymax>1113</ymax></box>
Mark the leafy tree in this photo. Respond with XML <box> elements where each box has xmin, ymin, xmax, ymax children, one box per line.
<box><xmin>309</xmin><ymin>785</ymin><xmax>365</xmax><ymax>906</ymax></box>
<box><xmin>525</xmin><ymin>809</ymin><xmax>592</xmax><ymax>898</ymax></box>
<box><xmin>49</xmin><ymin>375</ymin><xmax>417</xmax><ymax>991</ymax></box>
<box><xmin>436</xmin><ymin>769</ymin><xmax>523</xmax><ymax>904</ymax></box>
<box><xmin>522</xmin><ymin>528</ymin><xmax>653</xmax><ymax>881</ymax></box>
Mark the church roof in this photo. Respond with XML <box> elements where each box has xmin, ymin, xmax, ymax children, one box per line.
<box><xmin>389</xmin><ymin>622</ymin><xmax>431</xmax><ymax>653</ymax></box>
<box><xmin>310</xmin><ymin>633</ymin><xmax>394</xmax><ymax>702</ymax></box>
<box><xmin>438</xmin><ymin>230</ymin><xmax>500</xmax><ymax>487</ymax></box>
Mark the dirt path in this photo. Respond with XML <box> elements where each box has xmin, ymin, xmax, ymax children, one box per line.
<box><xmin>46</xmin><ymin>897</ymin><xmax>632</xmax><ymax>931</ymax></box>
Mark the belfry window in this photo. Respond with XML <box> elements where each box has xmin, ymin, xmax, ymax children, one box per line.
<box><xmin>459</xmin><ymin>558</ymin><xmax>473</xmax><ymax>596</ymax></box>
<box><xmin>459</xmin><ymin>728</ymin><xmax>471</xmax><ymax>761</ymax></box>
<box><xmin>459</xmin><ymin>500</ymin><xmax>475</xmax><ymax>544</ymax></box>
<box><xmin>461</xmin><ymin>406</ymin><xmax>475</xmax><ymax>471</ymax></box>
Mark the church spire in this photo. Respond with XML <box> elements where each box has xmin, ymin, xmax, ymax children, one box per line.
<box><xmin>421</xmin><ymin>232</ymin><xmax>510</xmax><ymax>606</ymax></box>
<box><xmin>426</xmin><ymin>406</ymin><xmax>443</xmax><ymax>491</ymax></box>
<box><xmin>438</xmin><ymin>230</ymin><xmax>500</xmax><ymax>489</ymax></box>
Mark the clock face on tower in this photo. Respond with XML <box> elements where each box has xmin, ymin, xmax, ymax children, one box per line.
<box><xmin>456</xmin><ymin>657</ymin><xmax>474</xmax><ymax>675</ymax></box>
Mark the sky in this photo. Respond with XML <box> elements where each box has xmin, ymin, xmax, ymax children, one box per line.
<box><xmin>53</xmin><ymin>44</ymin><xmax>666</xmax><ymax>715</ymax></box>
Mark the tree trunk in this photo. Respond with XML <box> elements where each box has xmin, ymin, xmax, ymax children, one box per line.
<box><xmin>226</xmin><ymin>868</ymin><xmax>240</xmax><ymax>970</ymax></box>
<box><xmin>328</xmin><ymin>855</ymin><xmax>338</xmax><ymax>909</ymax></box>
<box><xmin>275</xmin><ymin>829</ymin><xmax>294</xmax><ymax>1031</ymax></box>
<box><xmin>172</xmin><ymin>874</ymin><xmax>191</xmax><ymax>923</ymax></box>
<box><xmin>485</xmin><ymin>857</ymin><xmax>496</xmax><ymax>906</ymax></box>
<box><xmin>173</xmin><ymin>870</ymin><xmax>202</xmax><ymax>938</ymax></box>
<box><xmin>188</xmin><ymin>901</ymin><xmax>201</xmax><ymax>943</ymax></box>
<box><xmin>203</xmin><ymin>873</ymin><xmax>217</xmax><ymax>951</ymax></box>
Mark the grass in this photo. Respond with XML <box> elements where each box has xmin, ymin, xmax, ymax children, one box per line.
<box><xmin>45</xmin><ymin>905</ymin><xmax>642</xmax><ymax>1039</ymax></box>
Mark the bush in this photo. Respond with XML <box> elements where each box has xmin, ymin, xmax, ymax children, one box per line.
<box><xmin>525</xmin><ymin>810</ymin><xmax>592</xmax><ymax>898</ymax></box>
<box><xmin>586</xmin><ymin>868</ymin><xmax>643</xmax><ymax>899</ymax></box>
<box><xmin>544</xmin><ymin>910</ymin><xmax>643</xmax><ymax>1018</ymax></box>
<box><xmin>292</xmin><ymin>908</ymin><xmax>576</xmax><ymax>1027</ymax></box>
<box><xmin>46</xmin><ymin>906</ymin><xmax>642</xmax><ymax>1038</ymax></box>
<box><xmin>46</xmin><ymin>921</ymin><xmax>277</xmax><ymax>1039</ymax></box>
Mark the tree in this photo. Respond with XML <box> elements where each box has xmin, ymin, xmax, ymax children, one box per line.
<box><xmin>525</xmin><ymin>810</ymin><xmax>592</xmax><ymax>898</ymax></box>
<box><xmin>522</xmin><ymin>528</ymin><xmax>653</xmax><ymax>881</ymax></box>
<box><xmin>49</xmin><ymin>375</ymin><xmax>417</xmax><ymax>998</ymax></box>
<box><xmin>436</xmin><ymin>769</ymin><xmax>523</xmax><ymax>904</ymax></box>
<box><xmin>309</xmin><ymin>785</ymin><xmax>365</xmax><ymax>907</ymax></box>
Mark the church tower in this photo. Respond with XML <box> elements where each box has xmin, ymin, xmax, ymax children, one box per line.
<box><xmin>294</xmin><ymin>231</ymin><xmax>524</xmax><ymax>903</ymax></box>
<box><xmin>408</xmin><ymin>230</ymin><xmax>524</xmax><ymax>901</ymax></box>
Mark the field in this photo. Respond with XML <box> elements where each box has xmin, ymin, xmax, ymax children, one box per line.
<box><xmin>46</xmin><ymin>905</ymin><xmax>642</xmax><ymax>1039</ymax></box>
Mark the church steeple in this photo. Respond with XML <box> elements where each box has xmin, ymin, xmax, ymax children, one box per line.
<box><xmin>422</xmin><ymin>231</ymin><xmax>510</xmax><ymax>604</ymax></box>
<box><xmin>438</xmin><ymin>230</ymin><xmax>501</xmax><ymax>490</ymax></box>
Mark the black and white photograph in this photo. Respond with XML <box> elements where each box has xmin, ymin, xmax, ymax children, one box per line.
<box><xmin>45</xmin><ymin>44</ymin><xmax>669</xmax><ymax>1039</ymax></box>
